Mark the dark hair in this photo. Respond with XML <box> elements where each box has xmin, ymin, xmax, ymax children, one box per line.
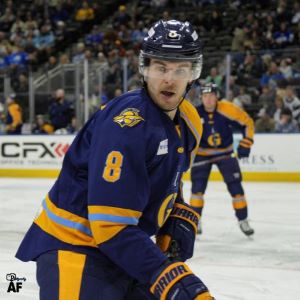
<box><xmin>280</xmin><ymin>107</ymin><xmax>292</xmax><ymax>117</ymax></box>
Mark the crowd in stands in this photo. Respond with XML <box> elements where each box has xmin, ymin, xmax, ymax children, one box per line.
<box><xmin>1</xmin><ymin>0</ymin><xmax>300</xmax><ymax>134</ymax></box>
<box><xmin>0</xmin><ymin>89</ymin><xmax>76</xmax><ymax>134</ymax></box>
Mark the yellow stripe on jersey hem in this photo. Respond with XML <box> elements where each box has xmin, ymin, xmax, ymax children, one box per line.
<box><xmin>34</xmin><ymin>196</ymin><xmax>97</xmax><ymax>248</ymax></box>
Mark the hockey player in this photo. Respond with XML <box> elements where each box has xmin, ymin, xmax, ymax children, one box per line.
<box><xmin>190</xmin><ymin>83</ymin><xmax>255</xmax><ymax>236</ymax></box>
<box><xmin>16</xmin><ymin>20</ymin><xmax>214</xmax><ymax>300</ymax></box>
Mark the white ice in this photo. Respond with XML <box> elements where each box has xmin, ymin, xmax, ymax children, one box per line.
<box><xmin>0</xmin><ymin>178</ymin><xmax>300</xmax><ymax>299</ymax></box>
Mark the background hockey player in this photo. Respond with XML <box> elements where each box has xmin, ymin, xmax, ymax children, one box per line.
<box><xmin>190</xmin><ymin>83</ymin><xmax>255</xmax><ymax>236</ymax></box>
<box><xmin>16</xmin><ymin>20</ymin><xmax>214</xmax><ymax>300</ymax></box>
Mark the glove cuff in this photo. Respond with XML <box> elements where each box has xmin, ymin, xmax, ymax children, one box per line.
<box><xmin>239</xmin><ymin>137</ymin><xmax>253</xmax><ymax>148</ymax></box>
<box><xmin>150</xmin><ymin>261</ymin><xmax>193</xmax><ymax>300</ymax></box>
<box><xmin>170</xmin><ymin>203</ymin><xmax>200</xmax><ymax>234</ymax></box>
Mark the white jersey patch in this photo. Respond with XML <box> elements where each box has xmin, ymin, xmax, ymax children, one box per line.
<box><xmin>157</xmin><ymin>139</ymin><xmax>168</xmax><ymax>155</ymax></box>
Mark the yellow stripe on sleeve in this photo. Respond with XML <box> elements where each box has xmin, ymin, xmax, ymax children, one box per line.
<box><xmin>179</xmin><ymin>99</ymin><xmax>203</xmax><ymax>166</ymax></box>
<box><xmin>217</xmin><ymin>101</ymin><xmax>254</xmax><ymax>140</ymax></box>
<box><xmin>88</xmin><ymin>205</ymin><xmax>142</xmax><ymax>245</ymax></box>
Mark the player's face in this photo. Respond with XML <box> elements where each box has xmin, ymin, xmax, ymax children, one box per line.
<box><xmin>145</xmin><ymin>59</ymin><xmax>193</xmax><ymax>111</ymax></box>
<box><xmin>202</xmin><ymin>92</ymin><xmax>218</xmax><ymax>111</ymax></box>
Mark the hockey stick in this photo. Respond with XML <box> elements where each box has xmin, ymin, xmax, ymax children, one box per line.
<box><xmin>192</xmin><ymin>153</ymin><xmax>236</xmax><ymax>168</ymax></box>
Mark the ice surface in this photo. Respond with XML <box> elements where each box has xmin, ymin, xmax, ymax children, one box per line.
<box><xmin>0</xmin><ymin>178</ymin><xmax>300</xmax><ymax>299</ymax></box>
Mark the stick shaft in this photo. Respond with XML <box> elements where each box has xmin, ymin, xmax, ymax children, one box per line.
<box><xmin>192</xmin><ymin>153</ymin><xmax>235</xmax><ymax>168</ymax></box>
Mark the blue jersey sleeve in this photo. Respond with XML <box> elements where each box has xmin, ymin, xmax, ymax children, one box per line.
<box><xmin>87</xmin><ymin>110</ymin><xmax>167</xmax><ymax>284</ymax></box>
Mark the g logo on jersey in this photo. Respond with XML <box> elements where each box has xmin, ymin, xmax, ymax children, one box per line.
<box><xmin>157</xmin><ymin>193</ymin><xmax>177</xmax><ymax>228</ymax></box>
<box><xmin>208</xmin><ymin>133</ymin><xmax>222</xmax><ymax>147</ymax></box>
<box><xmin>113</xmin><ymin>108</ymin><xmax>144</xmax><ymax>128</ymax></box>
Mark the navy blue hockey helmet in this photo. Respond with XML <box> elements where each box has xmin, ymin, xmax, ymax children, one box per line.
<box><xmin>139</xmin><ymin>20</ymin><xmax>203</xmax><ymax>80</ymax></box>
<box><xmin>201</xmin><ymin>83</ymin><xmax>220</xmax><ymax>98</ymax></box>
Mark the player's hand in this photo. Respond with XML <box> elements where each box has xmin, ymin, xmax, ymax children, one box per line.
<box><xmin>237</xmin><ymin>138</ymin><xmax>253</xmax><ymax>158</ymax></box>
<box><xmin>150</xmin><ymin>261</ymin><xmax>213</xmax><ymax>300</ymax></box>
<box><xmin>156</xmin><ymin>203</ymin><xmax>199</xmax><ymax>261</ymax></box>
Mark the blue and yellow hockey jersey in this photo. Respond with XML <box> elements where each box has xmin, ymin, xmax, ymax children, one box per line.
<box><xmin>16</xmin><ymin>88</ymin><xmax>202</xmax><ymax>284</ymax></box>
<box><xmin>196</xmin><ymin>100</ymin><xmax>254</xmax><ymax>157</ymax></box>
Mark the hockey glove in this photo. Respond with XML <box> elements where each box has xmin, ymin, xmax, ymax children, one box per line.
<box><xmin>237</xmin><ymin>138</ymin><xmax>253</xmax><ymax>158</ymax></box>
<box><xmin>156</xmin><ymin>203</ymin><xmax>199</xmax><ymax>261</ymax></box>
<box><xmin>150</xmin><ymin>261</ymin><xmax>213</xmax><ymax>300</ymax></box>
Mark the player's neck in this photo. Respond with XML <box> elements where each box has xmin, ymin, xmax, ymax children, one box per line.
<box><xmin>165</xmin><ymin>109</ymin><xmax>177</xmax><ymax>120</ymax></box>
<box><xmin>204</xmin><ymin>106</ymin><xmax>215</xmax><ymax>113</ymax></box>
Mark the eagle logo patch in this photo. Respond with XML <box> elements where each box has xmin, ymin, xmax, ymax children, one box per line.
<box><xmin>113</xmin><ymin>108</ymin><xmax>144</xmax><ymax>127</ymax></box>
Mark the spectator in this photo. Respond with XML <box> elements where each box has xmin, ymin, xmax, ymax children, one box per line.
<box><xmin>205</xmin><ymin>67</ymin><xmax>223</xmax><ymax>89</ymax></box>
<box><xmin>272</xmin><ymin>94</ymin><xmax>284</xmax><ymax>123</ymax></box>
<box><xmin>275</xmin><ymin>107</ymin><xmax>299</xmax><ymax>133</ymax></box>
<box><xmin>85</xmin><ymin>25</ymin><xmax>103</xmax><ymax>46</ymax></box>
<box><xmin>237</xmin><ymin>52</ymin><xmax>263</xmax><ymax>84</ymax></box>
<box><xmin>54</xmin><ymin>20</ymin><xmax>66</xmax><ymax>45</ymax></box>
<box><xmin>113</xmin><ymin>5</ymin><xmax>131</xmax><ymax>27</ymax></box>
<box><xmin>32</xmin><ymin>114</ymin><xmax>54</xmax><ymax>134</ymax></box>
<box><xmin>257</xmin><ymin>85</ymin><xmax>276</xmax><ymax>110</ymax></box>
<box><xmin>33</xmin><ymin>24</ymin><xmax>55</xmax><ymax>50</ymax></box>
<box><xmin>59</xmin><ymin>53</ymin><xmax>70</xmax><ymax>65</ymax></box>
<box><xmin>66</xmin><ymin>116</ymin><xmax>78</xmax><ymax>134</ymax></box>
<box><xmin>72</xmin><ymin>42</ymin><xmax>85</xmax><ymax>64</ymax></box>
<box><xmin>130</xmin><ymin>21</ymin><xmax>146</xmax><ymax>45</ymax></box>
<box><xmin>273</xmin><ymin>21</ymin><xmax>294</xmax><ymax>48</ymax></box>
<box><xmin>227</xmin><ymin>76</ymin><xmax>240</xmax><ymax>98</ymax></box>
<box><xmin>4</xmin><ymin>46</ymin><xmax>29</xmax><ymax>71</ymax></box>
<box><xmin>49</xmin><ymin>89</ymin><xmax>74</xmax><ymax>131</ymax></box>
<box><xmin>255</xmin><ymin>108</ymin><xmax>275</xmax><ymax>133</ymax></box>
<box><xmin>97</xmin><ymin>51</ymin><xmax>108</xmax><ymax>67</ymax></box>
<box><xmin>233</xmin><ymin>86</ymin><xmax>252</xmax><ymax>108</ymax></box>
<box><xmin>260</xmin><ymin>62</ymin><xmax>284</xmax><ymax>88</ymax></box>
<box><xmin>50</xmin><ymin>3</ymin><xmax>69</xmax><ymax>24</ymax></box>
<box><xmin>208</xmin><ymin>9</ymin><xmax>223</xmax><ymax>33</ymax></box>
<box><xmin>44</xmin><ymin>55</ymin><xmax>58</xmax><ymax>72</ymax></box>
<box><xmin>11</xmin><ymin>73</ymin><xmax>28</xmax><ymax>93</ymax></box>
<box><xmin>291</xmin><ymin>1</ymin><xmax>300</xmax><ymax>24</ymax></box>
<box><xmin>5</xmin><ymin>93</ymin><xmax>22</xmax><ymax>134</ymax></box>
<box><xmin>0</xmin><ymin>7</ymin><xmax>15</xmax><ymax>32</ymax></box>
<box><xmin>75</xmin><ymin>1</ymin><xmax>95</xmax><ymax>23</ymax></box>
<box><xmin>279</xmin><ymin>58</ymin><xmax>293</xmax><ymax>79</ymax></box>
<box><xmin>231</xmin><ymin>24</ymin><xmax>247</xmax><ymax>52</ymax></box>
<box><xmin>283</xmin><ymin>85</ymin><xmax>300</xmax><ymax>123</ymax></box>
<box><xmin>10</xmin><ymin>16</ymin><xmax>26</xmax><ymax>34</ymax></box>
<box><xmin>276</xmin><ymin>0</ymin><xmax>292</xmax><ymax>24</ymax></box>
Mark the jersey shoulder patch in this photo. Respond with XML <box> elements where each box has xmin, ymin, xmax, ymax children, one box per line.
<box><xmin>113</xmin><ymin>108</ymin><xmax>145</xmax><ymax>128</ymax></box>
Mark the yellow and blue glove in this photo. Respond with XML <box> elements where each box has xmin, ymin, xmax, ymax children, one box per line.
<box><xmin>150</xmin><ymin>261</ymin><xmax>213</xmax><ymax>300</ymax></box>
<box><xmin>237</xmin><ymin>137</ymin><xmax>253</xmax><ymax>158</ymax></box>
<box><xmin>156</xmin><ymin>202</ymin><xmax>199</xmax><ymax>261</ymax></box>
